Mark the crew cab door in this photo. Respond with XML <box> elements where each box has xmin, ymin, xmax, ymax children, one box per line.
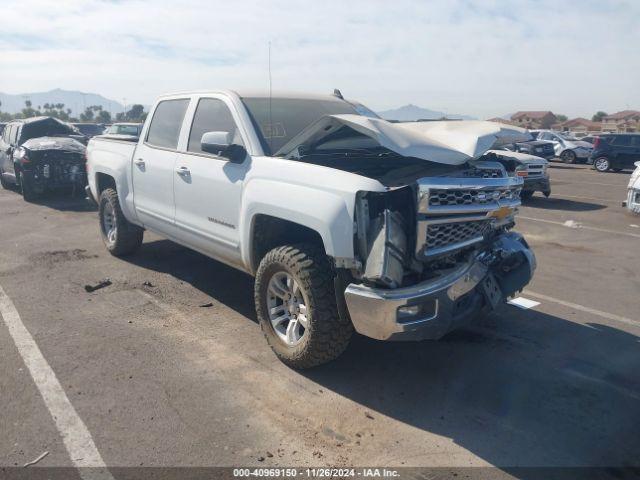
<box><xmin>132</xmin><ymin>98</ymin><xmax>190</xmax><ymax>235</ymax></box>
<box><xmin>173</xmin><ymin>96</ymin><xmax>249</xmax><ymax>266</ymax></box>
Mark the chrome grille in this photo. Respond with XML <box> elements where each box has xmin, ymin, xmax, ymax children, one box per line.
<box><xmin>460</xmin><ymin>167</ymin><xmax>504</xmax><ymax>179</ymax></box>
<box><xmin>426</xmin><ymin>220</ymin><xmax>491</xmax><ymax>250</ymax></box>
<box><xmin>526</xmin><ymin>164</ymin><xmax>545</xmax><ymax>177</ymax></box>
<box><xmin>416</xmin><ymin>176</ymin><xmax>523</xmax><ymax>260</ymax></box>
<box><xmin>428</xmin><ymin>187</ymin><xmax>521</xmax><ymax>207</ymax></box>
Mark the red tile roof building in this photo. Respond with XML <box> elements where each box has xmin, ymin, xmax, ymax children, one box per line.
<box><xmin>510</xmin><ymin>111</ymin><xmax>557</xmax><ymax>129</ymax></box>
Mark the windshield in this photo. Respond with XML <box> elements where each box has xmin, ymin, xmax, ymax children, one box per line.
<box><xmin>240</xmin><ymin>97</ymin><xmax>360</xmax><ymax>155</ymax></box>
<box><xmin>107</xmin><ymin>124</ymin><xmax>140</xmax><ymax>136</ymax></box>
<box><xmin>74</xmin><ymin>124</ymin><xmax>104</xmax><ymax>135</ymax></box>
<box><xmin>557</xmin><ymin>133</ymin><xmax>578</xmax><ymax>141</ymax></box>
<box><xmin>346</xmin><ymin>101</ymin><xmax>381</xmax><ymax>119</ymax></box>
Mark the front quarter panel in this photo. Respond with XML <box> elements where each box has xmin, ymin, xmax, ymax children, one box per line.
<box><xmin>239</xmin><ymin>157</ymin><xmax>385</xmax><ymax>273</ymax></box>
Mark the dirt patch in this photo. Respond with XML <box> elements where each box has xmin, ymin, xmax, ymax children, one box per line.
<box><xmin>29</xmin><ymin>249</ymin><xmax>98</xmax><ymax>267</ymax></box>
<box><xmin>536</xmin><ymin>241</ymin><xmax>598</xmax><ymax>254</ymax></box>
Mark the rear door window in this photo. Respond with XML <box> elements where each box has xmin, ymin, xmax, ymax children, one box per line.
<box><xmin>145</xmin><ymin>99</ymin><xmax>190</xmax><ymax>149</ymax></box>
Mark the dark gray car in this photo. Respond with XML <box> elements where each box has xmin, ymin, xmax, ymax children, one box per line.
<box><xmin>0</xmin><ymin>117</ymin><xmax>87</xmax><ymax>200</ymax></box>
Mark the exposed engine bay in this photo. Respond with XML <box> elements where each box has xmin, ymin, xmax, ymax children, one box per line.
<box><xmin>351</xmin><ymin>160</ymin><xmax>523</xmax><ymax>288</ymax></box>
<box><xmin>285</xmin><ymin>119</ymin><xmax>531</xmax><ymax>292</ymax></box>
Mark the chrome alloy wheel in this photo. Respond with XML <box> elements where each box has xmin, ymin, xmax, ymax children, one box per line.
<box><xmin>267</xmin><ymin>271</ymin><xmax>308</xmax><ymax>346</ymax></box>
<box><xmin>101</xmin><ymin>201</ymin><xmax>117</xmax><ymax>246</ymax></box>
<box><xmin>594</xmin><ymin>157</ymin><xmax>610</xmax><ymax>172</ymax></box>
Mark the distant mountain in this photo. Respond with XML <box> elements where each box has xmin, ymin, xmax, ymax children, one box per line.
<box><xmin>0</xmin><ymin>89</ymin><xmax>125</xmax><ymax>116</ymax></box>
<box><xmin>377</xmin><ymin>104</ymin><xmax>476</xmax><ymax>121</ymax></box>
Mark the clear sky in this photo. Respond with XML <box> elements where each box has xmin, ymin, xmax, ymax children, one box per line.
<box><xmin>0</xmin><ymin>0</ymin><xmax>638</xmax><ymax>118</ymax></box>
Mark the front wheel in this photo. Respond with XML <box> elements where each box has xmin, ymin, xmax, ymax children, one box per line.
<box><xmin>254</xmin><ymin>244</ymin><xmax>353</xmax><ymax>369</ymax></box>
<box><xmin>99</xmin><ymin>188</ymin><xmax>144</xmax><ymax>256</ymax></box>
<box><xmin>593</xmin><ymin>157</ymin><xmax>611</xmax><ymax>172</ymax></box>
<box><xmin>561</xmin><ymin>150</ymin><xmax>577</xmax><ymax>164</ymax></box>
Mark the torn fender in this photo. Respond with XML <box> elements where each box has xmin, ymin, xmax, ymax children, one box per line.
<box><xmin>277</xmin><ymin>115</ymin><xmax>530</xmax><ymax>166</ymax></box>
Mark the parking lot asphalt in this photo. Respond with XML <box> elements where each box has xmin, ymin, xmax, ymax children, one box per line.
<box><xmin>1</xmin><ymin>163</ymin><xmax>639</xmax><ymax>475</ymax></box>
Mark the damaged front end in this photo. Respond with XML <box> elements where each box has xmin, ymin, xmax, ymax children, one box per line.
<box><xmin>17</xmin><ymin>137</ymin><xmax>87</xmax><ymax>195</ymax></box>
<box><xmin>344</xmin><ymin>161</ymin><xmax>536</xmax><ymax>341</ymax></box>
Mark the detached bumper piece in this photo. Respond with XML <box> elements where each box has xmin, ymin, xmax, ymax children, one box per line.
<box><xmin>344</xmin><ymin>232</ymin><xmax>536</xmax><ymax>341</ymax></box>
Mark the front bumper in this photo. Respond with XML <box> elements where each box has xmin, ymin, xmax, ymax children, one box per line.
<box><xmin>344</xmin><ymin>232</ymin><xmax>536</xmax><ymax>341</ymax></box>
<box><xmin>626</xmin><ymin>188</ymin><xmax>640</xmax><ymax>215</ymax></box>
<box><xmin>523</xmin><ymin>176</ymin><xmax>550</xmax><ymax>195</ymax></box>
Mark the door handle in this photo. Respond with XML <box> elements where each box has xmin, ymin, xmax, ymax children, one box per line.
<box><xmin>134</xmin><ymin>158</ymin><xmax>145</xmax><ymax>167</ymax></box>
<box><xmin>176</xmin><ymin>166</ymin><xmax>190</xmax><ymax>176</ymax></box>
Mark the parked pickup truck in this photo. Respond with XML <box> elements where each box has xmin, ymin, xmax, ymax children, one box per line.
<box><xmin>485</xmin><ymin>149</ymin><xmax>550</xmax><ymax>200</ymax></box>
<box><xmin>86</xmin><ymin>91</ymin><xmax>536</xmax><ymax>369</ymax></box>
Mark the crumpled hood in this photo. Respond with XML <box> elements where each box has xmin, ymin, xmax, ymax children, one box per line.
<box><xmin>22</xmin><ymin>136</ymin><xmax>86</xmax><ymax>153</ymax></box>
<box><xmin>277</xmin><ymin>115</ymin><xmax>531</xmax><ymax>165</ymax></box>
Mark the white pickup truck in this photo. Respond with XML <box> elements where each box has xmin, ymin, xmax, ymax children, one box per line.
<box><xmin>86</xmin><ymin>90</ymin><xmax>536</xmax><ymax>369</ymax></box>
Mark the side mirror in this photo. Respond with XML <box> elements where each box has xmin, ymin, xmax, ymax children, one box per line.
<box><xmin>201</xmin><ymin>131</ymin><xmax>246</xmax><ymax>163</ymax></box>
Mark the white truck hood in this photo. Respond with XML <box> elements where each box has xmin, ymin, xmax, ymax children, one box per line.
<box><xmin>277</xmin><ymin>115</ymin><xmax>531</xmax><ymax>166</ymax></box>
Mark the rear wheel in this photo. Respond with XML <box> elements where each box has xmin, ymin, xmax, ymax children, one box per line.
<box><xmin>561</xmin><ymin>150</ymin><xmax>577</xmax><ymax>164</ymax></box>
<box><xmin>593</xmin><ymin>157</ymin><xmax>610</xmax><ymax>172</ymax></box>
<box><xmin>255</xmin><ymin>244</ymin><xmax>353</xmax><ymax>369</ymax></box>
<box><xmin>99</xmin><ymin>188</ymin><xmax>144</xmax><ymax>256</ymax></box>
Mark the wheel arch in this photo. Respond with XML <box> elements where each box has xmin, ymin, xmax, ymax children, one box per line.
<box><xmin>95</xmin><ymin>172</ymin><xmax>116</xmax><ymax>195</ymax></box>
<box><xmin>240</xmin><ymin>180</ymin><xmax>357</xmax><ymax>274</ymax></box>
<box><xmin>248</xmin><ymin>214</ymin><xmax>326</xmax><ymax>273</ymax></box>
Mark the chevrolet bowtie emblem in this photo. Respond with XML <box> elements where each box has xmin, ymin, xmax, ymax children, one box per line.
<box><xmin>487</xmin><ymin>206</ymin><xmax>514</xmax><ymax>220</ymax></box>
